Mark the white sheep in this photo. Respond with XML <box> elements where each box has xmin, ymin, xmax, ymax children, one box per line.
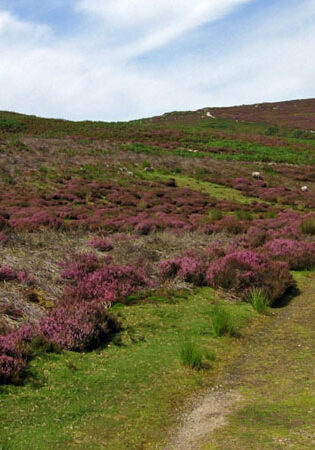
<box><xmin>252</xmin><ymin>171</ymin><xmax>262</xmax><ymax>179</ymax></box>
<box><xmin>301</xmin><ymin>186</ymin><xmax>309</xmax><ymax>192</ymax></box>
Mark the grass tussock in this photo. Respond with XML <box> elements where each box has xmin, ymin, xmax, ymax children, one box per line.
<box><xmin>211</xmin><ymin>304</ymin><xmax>237</xmax><ymax>337</ymax></box>
<box><xmin>249</xmin><ymin>288</ymin><xmax>270</xmax><ymax>313</ymax></box>
<box><xmin>299</xmin><ymin>217</ymin><xmax>315</xmax><ymax>235</ymax></box>
<box><xmin>180</xmin><ymin>341</ymin><xmax>203</xmax><ymax>370</ymax></box>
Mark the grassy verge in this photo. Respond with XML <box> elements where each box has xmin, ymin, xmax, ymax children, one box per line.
<box><xmin>202</xmin><ymin>272</ymin><xmax>315</xmax><ymax>449</ymax></box>
<box><xmin>0</xmin><ymin>288</ymin><xmax>254</xmax><ymax>449</ymax></box>
<box><xmin>134</xmin><ymin>169</ymin><xmax>261</xmax><ymax>205</ymax></box>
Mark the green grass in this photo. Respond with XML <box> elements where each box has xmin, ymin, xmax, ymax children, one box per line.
<box><xmin>299</xmin><ymin>217</ymin><xmax>315</xmax><ymax>235</ymax></box>
<box><xmin>135</xmin><ymin>169</ymin><xmax>261</xmax><ymax>205</ymax></box>
<box><xmin>180</xmin><ymin>341</ymin><xmax>203</xmax><ymax>370</ymax></box>
<box><xmin>249</xmin><ymin>288</ymin><xmax>270</xmax><ymax>314</ymax></box>
<box><xmin>211</xmin><ymin>305</ymin><xmax>238</xmax><ymax>337</ymax></box>
<box><xmin>202</xmin><ymin>272</ymin><xmax>315</xmax><ymax>450</ymax></box>
<box><xmin>0</xmin><ymin>289</ymin><xmax>253</xmax><ymax>449</ymax></box>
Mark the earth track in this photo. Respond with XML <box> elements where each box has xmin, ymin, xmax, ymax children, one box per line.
<box><xmin>166</xmin><ymin>274</ymin><xmax>315</xmax><ymax>449</ymax></box>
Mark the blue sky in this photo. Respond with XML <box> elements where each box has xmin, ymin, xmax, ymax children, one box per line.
<box><xmin>0</xmin><ymin>0</ymin><xmax>314</xmax><ymax>121</ymax></box>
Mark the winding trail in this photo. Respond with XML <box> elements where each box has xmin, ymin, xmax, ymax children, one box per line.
<box><xmin>166</xmin><ymin>273</ymin><xmax>315</xmax><ymax>449</ymax></box>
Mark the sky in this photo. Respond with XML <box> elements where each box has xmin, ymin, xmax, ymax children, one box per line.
<box><xmin>0</xmin><ymin>0</ymin><xmax>314</xmax><ymax>121</ymax></box>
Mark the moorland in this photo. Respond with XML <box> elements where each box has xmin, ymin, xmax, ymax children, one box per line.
<box><xmin>0</xmin><ymin>99</ymin><xmax>314</xmax><ymax>449</ymax></box>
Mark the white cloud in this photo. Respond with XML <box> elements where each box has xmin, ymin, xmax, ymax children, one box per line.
<box><xmin>76</xmin><ymin>0</ymin><xmax>251</xmax><ymax>56</ymax></box>
<box><xmin>0</xmin><ymin>9</ymin><xmax>51</xmax><ymax>46</ymax></box>
<box><xmin>0</xmin><ymin>1</ymin><xmax>314</xmax><ymax>121</ymax></box>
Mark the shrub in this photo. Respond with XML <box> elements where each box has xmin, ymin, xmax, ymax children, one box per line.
<box><xmin>0</xmin><ymin>266</ymin><xmax>17</xmax><ymax>281</ymax></box>
<box><xmin>158</xmin><ymin>254</ymin><xmax>204</xmax><ymax>285</ymax></box>
<box><xmin>263</xmin><ymin>239</ymin><xmax>315</xmax><ymax>270</ymax></box>
<box><xmin>61</xmin><ymin>254</ymin><xmax>151</xmax><ymax>304</ymax></box>
<box><xmin>249</xmin><ymin>288</ymin><xmax>269</xmax><ymax>313</ymax></box>
<box><xmin>39</xmin><ymin>302</ymin><xmax>120</xmax><ymax>352</ymax></box>
<box><xmin>206</xmin><ymin>250</ymin><xmax>294</xmax><ymax>303</ymax></box>
<box><xmin>245</xmin><ymin>226</ymin><xmax>267</xmax><ymax>248</ymax></box>
<box><xmin>0</xmin><ymin>232</ymin><xmax>7</xmax><ymax>244</ymax></box>
<box><xmin>0</xmin><ymin>325</ymin><xmax>34</xmax><ymax>385</ymax></box>
<box><xmin>180</xmin><ymin>341</ymin><xmax>202</xmax><ymax>370</ymax></box>
<box><xmin>0</xmin><ymin>266</ymin><xmax>33</xmax><ymax>284</ymax></box>
<box><xmin>88</xmin><ymin>237</ymin><xmax>113</xmax><ymax>252</ymax></box>
<box><xmin>211</xmin><ymin>305</ymin><xmax>236</xmax><ymax>337</ymax></box>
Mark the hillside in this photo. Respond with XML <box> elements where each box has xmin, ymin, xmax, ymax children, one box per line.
<box><xmin>0</xmin><ymin>99</ymin><xmax>314</xmax><ymax>449</ymax></box>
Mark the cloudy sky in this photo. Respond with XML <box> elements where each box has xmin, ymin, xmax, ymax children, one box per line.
<box><xmin>0</xmin><ymin>0</ymin><xmax>314</xmax><ymax>121</ymax></box>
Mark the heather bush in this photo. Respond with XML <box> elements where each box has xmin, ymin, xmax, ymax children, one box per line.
<box><xmin>220</xmin><ymin>215</ymin><xmax>247</xmax><ymax>235</ymax></box>
<box><xmin>39</xmin><ymin>302</ymin><xmax>120</xmax><ymax>352</ymax></box>
<box><xmin>0</xmin><ymin>266</ymin><xmax>33</xmax><ymax>284</ymax></box>
<box><xmin>88</xmin><ymin>237</ymin><xmax>113</xmax><ymax>252</ymax></box>
<box><xmin>245</xmin><ymin>226</ymin><xmax>267</xmax><ymax>248</ymax></box>
<box><xmin>263</xmin><ymin>239</ymin><xmax>315</xmax><ymax>270</ymax></box>
<box><xmin>0</xmin><ymin>232</ymin><xmax>7</xmax><ymax>243</ymax></box>
<box><xmin>0</xmin><ymin>266</ymin><xmax>17</xmax><ymax>281</ymax></box>
<box><xmin>158</xmin><ymin>254</ymin><xmax>205</xmax><ymax>285</ymax></box>
<box><xmin>206</xmin><ymin>250</ymin><xmax>294</xmax><ymax>303</ymax></box>
<box><xmin>61</xmin><ymin>254</ymin><xmax>151</xmax><ymax>304</ymax></box>
<box><xmin>0</xmin><ymin>325</ymin><xmax>34</xmax><ymax>385</ymax></box>
<box><xmin>60</xmin><ymin>253</ymin><xmax>100</xmax><ymax>280</ymax></box>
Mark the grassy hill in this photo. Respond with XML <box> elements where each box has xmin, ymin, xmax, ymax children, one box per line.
<box><xmin>0</xmin><ymin>99</ymin><xmax>314</xmax><ymax>449</ymax></box>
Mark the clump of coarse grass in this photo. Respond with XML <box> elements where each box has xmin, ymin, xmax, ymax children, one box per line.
<box><xmin>211</xmin><ymin>304</ymin><xmax>237</xmax><ymax>337</ymax></box>
<box><xmin>249</xmin><ymin>288</ymin><xmax>270</xmax><ymax>313</ymax></box>
<box><xmin>299</xmin><ymin>217</ymin><xmax>315</xmax><ymax>235</ymax></box>
<box><xmin>210</xmin><ymin>209</ymin><xmax>223</xmax><ymax>221</ymax></box>
<box><xmin>180</xmin><ymin>341</ymin><xmax>203</xmax><ymax>370</ymax></box>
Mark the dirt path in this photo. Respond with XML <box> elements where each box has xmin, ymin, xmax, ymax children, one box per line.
<box><xmin>166</xmin><ymin>273</ymin><xmax>315</xmax><ymax>449</ymax></box>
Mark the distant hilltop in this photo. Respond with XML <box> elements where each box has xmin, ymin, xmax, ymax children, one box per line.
<box><xmin>157</xmin><ymin>98</ymin><xmax>315</xmax><ymax>131</ymax></box>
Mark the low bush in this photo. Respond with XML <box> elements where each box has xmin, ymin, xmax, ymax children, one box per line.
<box><xmin>39</xmin><ymin>302</ymin><xmax>120</xmax><ymax>352</ymax></box>
<box><xmin>0</xmin><ymin>325</ymin><xmax>34</xmax><ymax>385</ymax></box>
<box><xmin>0</xmin><ymin>232</ymin><xmax>7</xmax><ymax>243</ymax></box>
<box><xmin>206</xmin><ymin>250</ymin><xmax>294</xmax><ymax>303</ymax></box>
<box><xmin>158</xmin><ymin>254</ymin><xmax>205</xmax><ymax>285</ymax></box>
<box><xmin>263</xmin><ymin>239</ymin><xmax>315</xmax><ymax>270</ymax></box>
<box><xmin>88</xmin><ymin>237</ymin><xmax>113</xmax><ymax>252</ymax></box>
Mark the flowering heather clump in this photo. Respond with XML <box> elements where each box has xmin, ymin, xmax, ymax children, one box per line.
<box><xmin>0</xmin><ymin>325</ymin><xmax>34</xmax><ymax>385</ymax></box>
<box><xmin>245</xmin><ymin>226</ymin><xmax>267</xmax><ymax>248</ymax></box>
<box><xmin>0</xmin><ymin>266</ymin><xmax>33</xmax><ymax>284</ymax></box>
<box><xmin>263</xmin><ymin>239</ymin><xmax>315</xmax><ymax>270</ymax></box>
<box><xmin>10</xmin><ymin>211</ymin><xmax>63</xmax><ymax>231</ymax></box>
<box><xmin>61</xmin><ymin>254</ymin><xmax>151</xmax><ymax>304</ymax></box>
<box><xmin>0</xmin><ymin>232</ymin><xmax>7</xmax><ymax>243</ymax></box>
<box><xmin>135</xmin><ymin>219</ymin><xmax>160</xmax><ymax>235</ymax></box>
<box><xmin>60</xmin><ymin>253</ymin><xmax>100</xmax><ymax>280</ymax></box>
<box><xmin>0</xmin><ymin>266</ymin><xmax>17</xmax><ymax>281</ymax></box>
<box><xmin>159</xmin><ymin>254</ymin><xmax>205</xmax><ymax>285</ymax></box>
<box><xmin>39</xmin><ymin>302</ymin><xmax>120</xmax><ymax>352</ymax></box>
<box><xmin>204</xmin><ymin>242</ymin><xmax>226</xmax><ymax>260</ymax></box>
<box><xmin>206</xmin><ymin>250</ymin><xmax>294</xmax><ymax>303</ymax></box>
<box><xmin>88</xmin><ymin>237</ymin><xmax>113</xmax><ymax>252</ymax></box>
<box><xmin>64</xmin><ymin>264</ymin><xmax>151</xmax><ymax>304</ymax></box>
